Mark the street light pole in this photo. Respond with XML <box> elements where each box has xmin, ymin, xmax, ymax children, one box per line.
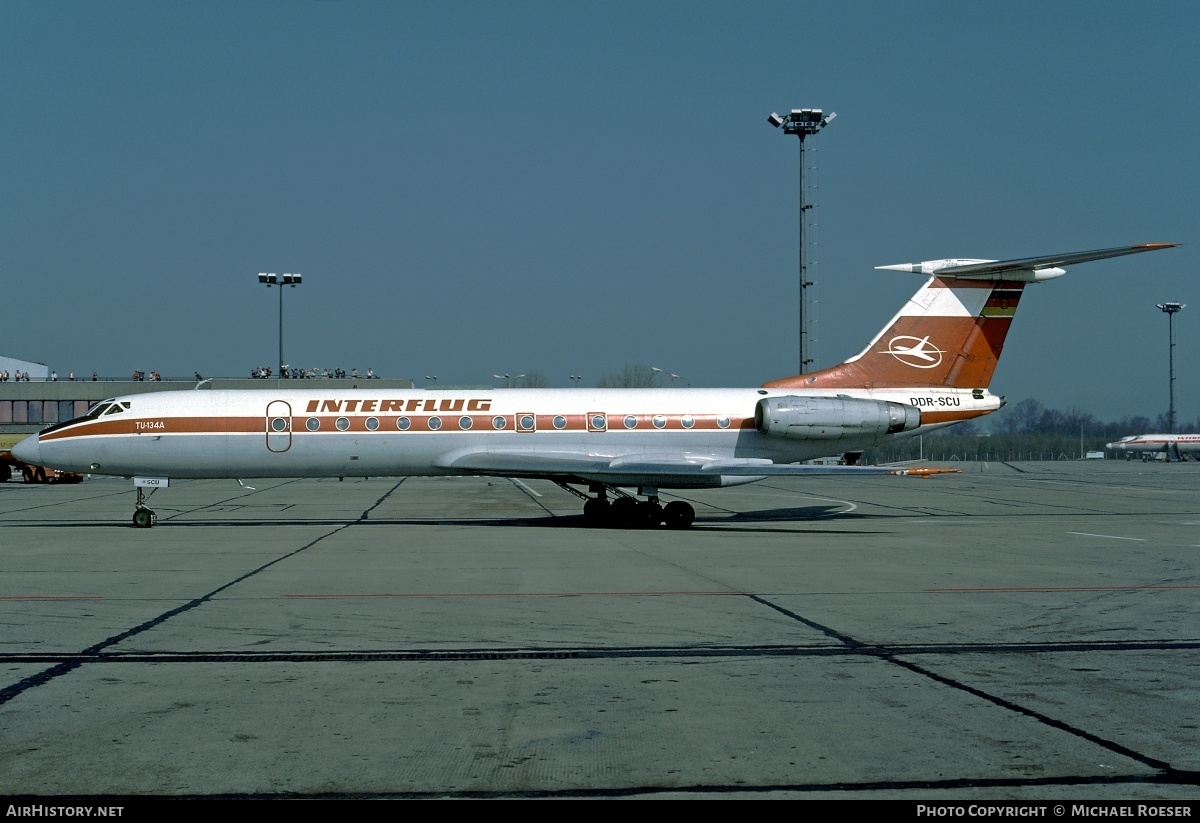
<box><xmin>258</xmin><ymin>272</ymin><xmax>302</xmax><ymax>378</ymax></box>
<box><xmin>1157</xmin><ymin>302</ymin><xmax>1185</xmax><ymax>432</ymax></box>
<box><xmin>769</xmin><ymin>108</ymin><xmax>835</xmax><ymax>374</ymax></box>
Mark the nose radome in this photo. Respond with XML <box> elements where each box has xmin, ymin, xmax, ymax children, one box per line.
<box><xmin>10</xmin><ymin>434</ymin><xmax>41</xmax><ymax>466</ymax></box>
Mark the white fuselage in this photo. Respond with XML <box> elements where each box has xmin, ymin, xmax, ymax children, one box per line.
<box><xmin>1106</xmin><ymin>434</ymin><xmax>1200</xmax><ymax>456</ymax></box>
<box><xmin>23</xmin><ymin>385</ymin><xmax>998</xmax><ymax>488</ymax></box>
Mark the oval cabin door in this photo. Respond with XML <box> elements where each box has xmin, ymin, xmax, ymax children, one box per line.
<box><xmin>265</xmin><ymin>400</ymin><xmax>293</xmax><ymax>453</ymax></box>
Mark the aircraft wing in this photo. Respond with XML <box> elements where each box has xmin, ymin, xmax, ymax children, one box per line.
<box><xmin>933</xmin><ymin>243</ymin><xmax>1177</xmax><ymax>277</ymax></box>
<box><xmin>433</xmin><ymin>450</ymin><xmax>949</xmax><ymax>482</ymax></box>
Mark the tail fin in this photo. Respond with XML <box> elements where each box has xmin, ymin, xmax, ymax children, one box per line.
<box><xmin>764</xmin><ymin>243</ymin><xmax>1177</xmax><ymax>391</ymax></box>
<box><xmin>765</xmin><ymin>275</ymin><xmax>1025</xmax><ymax>390</ymax></box>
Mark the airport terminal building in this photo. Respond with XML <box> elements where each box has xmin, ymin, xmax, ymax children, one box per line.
<box><xmin>0</xmin><ymin>355</ymin><xmax>50</xmax><ymax>383</ymax></box>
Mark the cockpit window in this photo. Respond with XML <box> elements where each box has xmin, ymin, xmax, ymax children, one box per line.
<box><xmin>79</xmin><ymin>400</ymin><xmax>131</xmax><ymax>421</ymax></box>
<box><xmin>39</xmin><ymin>399</ymin><xmax>129</xmax><ymax>437</ymax></box>
<box><xmin>81</xmin><ymin>400</ymin><xmax>117</xmax><ymax>421</ymax></box>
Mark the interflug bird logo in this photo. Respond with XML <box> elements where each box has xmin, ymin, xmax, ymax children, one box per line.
<box><xmin>883</xmin><ymin>335</ymin><xmax>945</xmax><ymax>369</ymax></box>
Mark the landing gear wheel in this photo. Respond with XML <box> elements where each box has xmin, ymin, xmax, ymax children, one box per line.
<box><xmin>583</xmin><ymin>497</ymin><xmax>610</xmax><ymax>525</ymax></box>
<box><xmin>663</xmin><ymin>501</ymin><xmax>695</xmax><ymax>529</ymax></box>
<box><xmin>610</xmin><ymin>496</ymin><xmax>640</xmax><ymax>528</ymax></box>
<box><xmin>132</xmin><ymin>509</ymin><xmax>155</xmax><ymax>529</ymax></box>
<box><xmin>637</xmin><ymin>501</ymin><xmax>664</xmax><ymax>528</ymax></box>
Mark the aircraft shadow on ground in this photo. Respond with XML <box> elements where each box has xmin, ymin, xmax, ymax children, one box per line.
<box><xmin>719</xmin><ymin>504</ymin><xmax>860</xmax><ymax>522</ymax></box>
<box><xmin>5</xmin><ymin>503</ymin><xmax>888</xmax><ymax>534</ymax></box>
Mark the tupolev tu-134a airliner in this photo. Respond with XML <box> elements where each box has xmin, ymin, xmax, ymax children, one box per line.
<box><xmin>13</xmin><ymin>243</ymin><xmax>1176</xmax><ymax>529</ymax></box>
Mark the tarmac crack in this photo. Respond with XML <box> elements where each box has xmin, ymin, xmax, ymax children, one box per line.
<box><xmin>0</xmin><ymin>480</ymin><xmax>409</xmax><ymax>708</ymax></box>
<box><xmin>748</xmin><ymin>593</ymin><xmax>1182</xmax><ymax>779</ymax></box>
<box><xmin>3</xmin><ymin>637</ymin><xmax>1197</xmax><ymax>664</ymax></box>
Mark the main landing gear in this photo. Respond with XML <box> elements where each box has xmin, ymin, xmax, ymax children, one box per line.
<box><xmin>558</xmin><ymin>483</ymin><xmax>696</xmax><ymax>529</ymax></box>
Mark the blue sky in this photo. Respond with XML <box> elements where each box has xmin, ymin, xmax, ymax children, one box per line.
<box><xmin>2</xmin><ymin>1</ymin><xmax>1195</xmax><ymax>422</ymax></box>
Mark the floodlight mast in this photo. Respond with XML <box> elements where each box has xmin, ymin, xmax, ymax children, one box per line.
<box><xmin>257</xmin><ymin>272</ymin><xmax>303</xmax><ymax>379</ymax></box>
<box><xmin>769</xmin><ymin>108</ymin><xmax>836</xmax><ymax>373</ymax></box>
<box><xmin>1157</xmin><ymin>302</ymin><xmax>1185</xmax><ymax>432</ymax></box>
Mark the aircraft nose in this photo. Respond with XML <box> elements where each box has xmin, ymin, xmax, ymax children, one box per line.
<box><xmin>10</xmin><ymin>434</ymin><xmax>41</xmax><ymax>466</ymax></box>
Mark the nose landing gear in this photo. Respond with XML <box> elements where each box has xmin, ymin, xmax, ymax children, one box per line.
<box><xmin>132</xmin><ymin>505</ymin><xmax>155</xmax><ymax>529</ymax></box>
<box><xmin>131</xmin><ymin>478</ymin><xmax>168</xmax><ymax>528</ymax></box>
<box><xmin>133</xmin><ymin>486</ymin><xmax>156</xmax><ymax>528</ymax></box>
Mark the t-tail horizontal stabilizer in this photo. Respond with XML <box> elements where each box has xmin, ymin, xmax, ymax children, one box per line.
<box><xmin>875</xmin><ymin>243</ymin><xmax>1178</xmax><ymax>282</ymax></box>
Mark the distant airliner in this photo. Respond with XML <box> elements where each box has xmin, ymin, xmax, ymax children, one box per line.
<box><xmin>12</xmin><ymin>243</ymin><xmax>1176</xmax><ymax>529</ymax></box>
<box><xmin>1106</xmin><ymin>433</ymin><xmax>1200</xmax><ymax>462</ymax></box>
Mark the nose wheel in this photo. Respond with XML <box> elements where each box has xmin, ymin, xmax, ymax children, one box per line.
<box><xmin>132</xmin><ymin>485</ymin><xmax>158</xmax><ymax>528</ymax></box>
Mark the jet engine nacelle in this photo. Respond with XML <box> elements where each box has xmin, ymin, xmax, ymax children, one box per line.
<box><xmin>755</xmin><ymin>396</ymin><xmax>921</xmax><ymax>440</ymax></box>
